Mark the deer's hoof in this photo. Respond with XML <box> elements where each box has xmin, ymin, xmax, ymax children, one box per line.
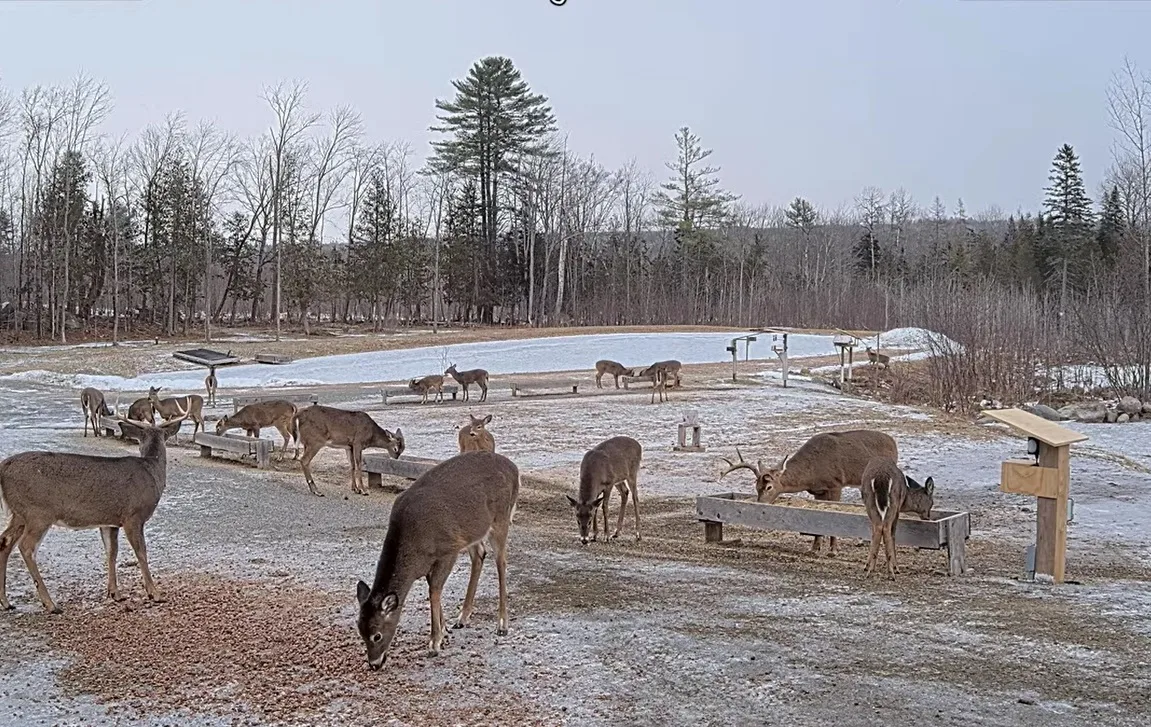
<box><xmin>452</xmin><ymin>620</ymin><xmax>469</xmax><ymax>630</ymax></box>
<box><xmin>49</xmin><ymin>606</ymin><xmax>63</xmax><ymax>615</ymax></box>
<box><xmin>312</xmin><ymin>490</ymin><xmax>325</xmax><ymax>497</ymax></box>
<box><xmin>1</xmin><ymin>603</ymin><xmax>14</xmax><ymax>612</ymax></box>
<box><xmin>635</xmin><ymin>534</ymin><xmax>642</xmax><ymax>542</ymax></box>
<box><xmin>108</xmin><ymin>591</ymin><xmax>127</xmax><ymax>602</ymax></box>
<box><xmin>496</xmin><ymin>627</ymin><xmax>508</xmax><ymax>637</ymax></box>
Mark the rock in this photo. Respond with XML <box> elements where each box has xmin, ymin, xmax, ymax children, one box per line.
<box><xmin>1143</xmin><ymin>402</ymin><xmax>1151</xmax><ymax>416</ymax></box>
<box><xmin>1024</xmin><ymin>404</ymin><xmax>1066</xmax><ymax>422</ymax></box>
<box><xmin>1118</xmin><ymin>413</ymin><xmax>1131</xmax><ymax>423</ymax></box>
<box><xmin>1105</xmin><ymin>409</ymin><xmax>1119</xmax><ymax>423</ymax></box>
<box><xmin>1072</xmin><ymin>402</ymin><xmax>1107</xmax><ymax>423</ymax></box>
<box><xmin>1058</xmin><ymin>405</ymin><xmax>1077</xmax><ymax>418</ymax></box>
<box><xmin>1118</xmin><ymin>396</ymin><xmax>1142</xmax><ymax>416</ymax></box>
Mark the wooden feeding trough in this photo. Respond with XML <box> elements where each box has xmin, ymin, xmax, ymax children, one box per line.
<box><xmin>673</xmin><ymin>410</ymin><xmax>705</xmax><ymax>452</ymax></box>
<box><xmin>696</xmin><ymin>492</ymin><xmax>971</xmax><ymax>576</ymax></box>
<box><xmin>173</xmin><ymin>348</ymin><xmax>241</xmax><ymax>367</ymax></box>
<box><xmin>832</xmin><ymin>334</ymin><xmax>856</xmax><ymax>386</ymax></box>
<box><xmin>982</xmin><ymin>407</ymin><xmax>1088</xmax><ymax>584</ymax></box>
<box><xmin>363</xmin><ymin>453</ymin><xmax>440</xmax><ymax>487</ymax></box>
<box><xmin>255</xmin><ymin>353</ymin><xmax>292</xmax><ymax>365</ymax></box>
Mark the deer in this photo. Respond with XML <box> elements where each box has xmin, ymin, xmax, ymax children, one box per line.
<box><xmin>595</xmin><ymin>360</ymin><xmax>634</xmax><ymax>389</ymax></box>
<box><xmin>457</xmin><ymin>413</ymin><xmax>495</xmax><ymax>453</ymax></box>
<box><xmin>408</xmin><ymin>374</ymin><xmax>445</xmax><ymax>404</ymax></box>
<box><xmin>80</xmin><ymin>387</ymin><xmax>113</xmax><ymax>438</ymax></box>
<box><xmin>638</xmin><ymin>360</ymin><xmax>682</xmax><ymax>388</ymax></box>
<box><xmin>720</xmin><ymin>429</ymin><xmax>898</xmax><ymax>556</ymax></box>
<box><xmin>147</xmin><ymin>386</ymin><xmax>205</xmax><ymax>442</ymax></box>
<box><xmin>566</xmin><ymin>435</ymin><xmax>642</xmax><ymax>545</ymax></box>
<box><xmin>216</xmin><ymin>400</ymin><xmax>300</xmax><ymax>461</ymax></box>
<box><xmin>356</xmin><ymin>451</ymin><xmax>520</xmax><ymax>670</ymax></box>
<box><xmin>650</xmin><ymin>368</ymin><xmax>670</xmax><ymax>404</ymax></box>
<box><xmin>0</xmin><ymin>405</ymin><xmax>188</xmax><ymax>613</ymax></box>
<box><xmin>295</xmin><ymin>405</ymin><xmax>404</xmax><ymax>496</ymax></box>
<box><xmin>204</xmin><ymin>366</ymin><xmax>218</xmax><ymax>406</ymax></box>
<box><xmin>444</xmin><ymin>364</ymin><xmax>489</xmax><ymax>402</ymax></box>
<box><xmin>861</xmin><ymin>457</ymin><xmax>935</xmax><ymax>580</ymax></box>
<box><xmin>865</xmin><ymin>346</ymin><xmax>890</xmax><ymax>369</ymax></box>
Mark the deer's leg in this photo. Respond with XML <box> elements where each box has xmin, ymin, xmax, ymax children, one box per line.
<box><xmin>100</xmin><ymin>526</ymin><xmax>126</xmax><ymax>601</ymax></box>
<box><xmin>596</xmin><ymin>372</ymin><xmax>603</xmax><ymax>389</ymax></box>
<box><xmin>629</xmin><ymin>470</ymin><xmax>642</xmax><ymax>542</ymax></box>
<box><xmin>822</xmin><ymin>489</ymin><xmax>844</xmax><ymax>557</ymax></box>
<box><xmin>0</xmin><ymin>518</ymin><xmax>26</xmax><ymax>611</ymax></box>
<box><xmin>123</xmin><ymin>519</ymin><xmax>163</xmax><ymax>604</ymax></box>
<box><xmin>426</xmin><ymin>556</ymin><xmax>456</xmax><ymax>655</ymax></box>
<box><xmin>299</xmin><ymin>444</ymin><xmax>324</xmax><ymax>496</ymax></box>
<box><xmin>274</xmin><ymin>423</ymin><xmax>292</xmax><ymax>462</ymax></box>
<box><xmin>83</xmin><ymin>407</ymin><xmax>90</xmax><ymax>437</ymax></box>
<box><xmin>349</xmin><ymin>445</ymin><xmax>368</xmax><ymax>495</ymax></box>
<box><xmin>886</xmin><ymin>516</ymin><xmax>900</xmax><ymax>577</ymax></box>
<box><xmin>863</xmin><ymin>519</ymin><xmax>882</xmax><ymax>577</ymax></box>
<box><xmin>594</xmin><ymin>488</ymin><xmax>611</xmax><ymax>542</ymax></box>
<box><xmin>16</xmin><ymin>522</ymin><xmax>59</xmax><ymax>614</ymax></box>
<box><xmin>612</xmin><ymin>483</ymin><xmax>628</xmax><ymax>540</ymax></box>
<box><xmin>479</xmin><ymin>382</ymin><xmax>488</xmax><ymax>402</ymax></box>
<box><xmin>490</xmin><ymin>524</ymin><xmax>511</xmax><ymax>636</ymax></box>
<box><xmin>454</xmin><ymin>542</ymin><xmax>486</xmax><ymax>629</ymax></box>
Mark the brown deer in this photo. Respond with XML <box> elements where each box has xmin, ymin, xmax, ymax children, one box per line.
<box><xmin>650</xmin><ymin>369</ymin><xmax>669</xmax><ymax>404</ymax></box>
<box><xmin>147</xmin><ymin>386</ymin><xmax>205</xmax><ymax>441</ymax></box>
<box><xmin>80</xmin><ymin>387</ymin><xmax>112</xmax><ymax>438</ymax></box>
<box><xmin>457</xmin><ymin>413</ymin><xmax>495</xmax><ymax>453</ymax></box>
<box><xmin>861</xmin><ymin>457</ymin><xmax>935</xmax><ymax>580</ymax></box>
<box><xmin>720</xmin><ymin>429</ymin><xmax>898</xmax><ymax>556</ymax></box>
<box><xmin>408</xmin><ymin>375</ymin><xmax>445</xmax><ymax>404</ymax></box>
<box><xmin>445</xmin><ymin>364</ymin><xmax>489</xmax><ymax>402</ymax></box>
<box><xmin>566</xmin><ymin>435</ymin><xmax>642</xmax><ymax>544</ymax></box>
<box><xmin>595</xmin><ymin>360</ymin><xmax>634</xmax><ymax>389</ymax></box>
<box><xmin>295</xmin><ymin>405</ymin><xmax>404</xmax><ymax>496</ymax></box>
<box><xmin>865</xmin><ymin>346</ymin><xmax>890</xmax><ymax>369</ymax></box>
<box><xmin>127</xmin><ymin>397</ymin><xmax>155</xmax><ymax>424</ymax></box>
<box><xmin>0</xmin><ymin>406</ymin><xmax>188</xmax><ymax>613</ymax></box>
<box><xmin>216</xmin><ymin>400</ymin><xmax>300</xmax><ymax>461</ymax></box>
<box><xmin>356</xmin><ymin>451</ymin><xmax>520</xmax><ymax>669</ymax></box>
<box><xmin>638</xmin><ymin>360</ymin><xmax>682</xmax><ymax>388</ymax></box>
<box><xmin>204</xmin><ymin>366</ymin><xmax>218</xmax><ymax>406</ymax></box>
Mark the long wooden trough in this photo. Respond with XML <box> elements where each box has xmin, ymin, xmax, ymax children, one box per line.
<box><xmin>696</xmin><ymin>492</ymin><xmax>970</xmax><ymax>576</ymax></box>
<box><xmin>508</xmin><ymin>379</ymin><xmax>580</xmax><ymax>397</ymax></box>
<box><xmin>362</xmin><ymin>453</ymin><xmax>441</xmax><ymax>487</ymax></box>
<box><xmin>381</xmin><ymin>384</ymin><xmax>460</xmax><ymax>404</ymax></box>
<box><xmin>194</xmin><ymin>432</ymin><xmax>272</xmax><ymax>469</ymax></box>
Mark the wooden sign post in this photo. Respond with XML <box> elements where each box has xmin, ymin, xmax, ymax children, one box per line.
<box><xmin>982</xmin><ymin>408</ymin><xmax>1088</xmax><ymax>584</ymax></box>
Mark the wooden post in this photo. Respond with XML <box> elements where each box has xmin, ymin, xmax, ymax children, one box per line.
<box><xmin>1035</xmin><ymin>443</ymin><xmax>1070</xmax><ymax>582</ymax></box>
<box><xmin>945</xmin><ymin>517</ymin><xmax>967</xmax><ymax>576</ymax></box>
<box><xmin>368</xmin><ymin>472</ymin><xmax>382</xmax><ymax>488</ymax></box>
<box><xmin>704</xmin><ymin>521</ymin><xmax>723</xmax><ymax>543</ymax></box>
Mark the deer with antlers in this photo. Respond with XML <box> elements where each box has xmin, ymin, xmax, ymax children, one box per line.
<box><xmin>80</xmin><ymin>387</ymin><xmax>113</xmax><ymax>438</ymax></box>
<box><xmin>147</xmin><ymin>386</ymin><xmax>204</xmax><ymax>441</ymax></box>
<box><xmin>444</xmin><ymin>364</ymin><xmax>489</xmax><ymax>402</ymax></box>
<box><xmin>457</xmin><ymin>413</ymin><xmax>495</xmax><ymax>453</ymax></box>
<box><xmin>720</xmin><ymin>429</ymin><xmax>898</xmax><ymax>556</ymax></box>
<box><xmin>0</xmin><ymin>404</ymin><xmax>188</xmax><ymax>613</ymax></box>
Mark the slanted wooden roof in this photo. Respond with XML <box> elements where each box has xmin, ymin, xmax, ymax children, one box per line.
<box><xmin>981</xmin><ymin>408</ymin><xmax>1089</xmax><ymax>448</ymax></box>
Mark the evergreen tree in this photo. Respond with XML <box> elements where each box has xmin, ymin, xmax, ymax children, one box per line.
<box><xmin>1097</xmin><ymin>185</ymin><xmax>1124</xmax><ymax>265</ymax></box>
<box><xmin>654</xmin><ymin>126</ymin><xmax>739</xmax><ymax>230</ymax></box>
<box><xmin>784</xmin><ymin>197</ymin><xmax>818</xmax><ymax>233</ymax></box>
<box><xmin>1043</xmin><ymin>143</ymin><xmax>1096</xmax><ymax>295</ymax></box>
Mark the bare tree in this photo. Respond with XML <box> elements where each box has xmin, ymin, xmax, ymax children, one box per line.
<box><xmin>91</xmin><ymin>133</ymin><xmax>130</xmax><ymax>344</ymax></box>
<box><xmin>1107</xmin><ymin>57</ymin><xmax>1151</xmax><ymax>305</ymax></box>
<box><xmin>186</xmin><ymin>120</ymin><xmax>241</xmax><ymax>341</ymax></box>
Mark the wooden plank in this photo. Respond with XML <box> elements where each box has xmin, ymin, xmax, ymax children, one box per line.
<box><xmin>362</xmin><ymin>453</ymin><xmax>440</xmax><ymax>481</ymax></box>
<box><xmin>192</xmin><ymin>432</ymin><xmax>272</xmax><ymax>470</ymax></box>
<box><xmin>1035</xmin><ymin>443</ymin><xmax>1071</xmax><ymax>583</ymax></box>
<box><xmin>945</xmin><ymin>517</ymin><xmax>967</xmax><ymax>576</ymax></box>
<box><xmin>381</xmin><ymin>384</ymin><xmax>460</xmax><ymax>404</ymax></box>
<box><xmin>621</xmin><ymin>375</ymin><xmax>654</xmax><ymax>389</ymax></box>
<box><xmin>509</xmin><ymin>379</ymin><xmax>580</xmax><ymax>397</ymax></box>
<box><xmin>704</xmin><ymin>522</ymin><xmax>723</xmax><ymax>543</ymax></box>
<box><xmin>255</xmin><ymin>353</ymin><xmax>291</xmax><ymax>365</ymax></box>
<box><xmin>694</xmin><ymin>493</ymin><xmax>964</xmax><ymax>550</ymax></box>
<box><xmin>981</xmin><ymin>408</ymin><xmax>1089</xmax><ymax>448</ymax></box>
<box><xmin>99</xmin><ymin>415</ymin><xmax>123</xmax><ymax>438</ymax></box>
<box><xmin>1000</xmin><ymin>459</ymin><xmax>1060</xmax><ymax>498</ymax></box>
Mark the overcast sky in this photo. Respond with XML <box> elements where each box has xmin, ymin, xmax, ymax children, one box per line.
<box><xmin>1</xmin><ymin>0</ymin><xmax>1148</xmax><ymax>217</ymax></box>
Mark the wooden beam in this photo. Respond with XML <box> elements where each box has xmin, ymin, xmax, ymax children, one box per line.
<box><xmin>981</xmin><ymin>408</ymin><xmax>1089</xmax><ymax>448</ymax></box>
<box><xmin>362</xmin><ymin>453</ymin><xmax>439</xmax><ymax>482</ymax></box>
<box><xmin>1035</xmin><ymin>444</ymin><xmax>1070</xmax><ymax>583</ymax></box>
<box><xmin>1000</xmin><ymin>459</ymin><xmax>1061</xmax><ymax>499</ymax></box>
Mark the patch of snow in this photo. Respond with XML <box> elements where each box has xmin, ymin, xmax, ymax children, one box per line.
<box><xmin>877</xmin><ymin>327</ymin><xmax>960</xmax><ymax>351</ymax></box>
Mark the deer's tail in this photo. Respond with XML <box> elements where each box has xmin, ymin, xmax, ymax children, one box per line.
<box><xmin>872</xmin><ymin>475</ymin><xmax>890</xmax><ymax>518</ymax></box>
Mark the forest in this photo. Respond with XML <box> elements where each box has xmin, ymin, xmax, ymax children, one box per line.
<box><xmin>2</xmin><ymin>56</ymin><xmax>1151</xmax><ymax>404</ymax></box>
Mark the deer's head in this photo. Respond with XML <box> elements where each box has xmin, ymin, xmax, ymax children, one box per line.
<box><xmin>147</xmin><ymin>386</ymin><xmax>163</xmax><ymax>402</ymax></box>
<box><xmin>903</xmin><ymin>475</ymin><xmax>936</xmax><ymax>520</ymax></box>
<box><xmin>720</xmin><ymin>447</ymin><xmax>785</xmax><ymax>503</ymax></box>
<box><xmin>356</xmin><ymin>582</ymin><xmax>401</xmax><ymax>670</ymax></box>
<box><xmin>445</xmin><ymin>363</ymin><xmax>458</xmax><ymax>376</ymax></box>
<box><xmin>116</xmin><ymin>400</ymin><xmax>187</xmax><ymax>453</ymax></box>
<box><xmin>375</xmin><ymin>427</ymin><xmax>404</xmax><ymax>459</ymax></box>
<box><xmin>214</xmin><ymin>415</ymin><xmax>232</xmax><ymax>435</ymax></box>
<box><xmin>467</xmin><ymin>413</ymin><xmax>492</xmax><ymax>433</ymax></box>
<box><xmin>566</xmin><ymin>493</ymin><xmax>606</xmax><ymax>545</ymax></box>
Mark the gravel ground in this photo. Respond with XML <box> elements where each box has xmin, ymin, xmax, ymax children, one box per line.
<box><xmin>0</xmin><ymin>357</ymin><xmax>1148</xmax><ymax>726</ymax></box>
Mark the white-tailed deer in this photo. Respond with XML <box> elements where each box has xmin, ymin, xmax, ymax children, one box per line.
<box><xmin>408</xmin><ymin>375</ymin><xmax>445</xmax><ymax>404</ymax></box>
<box><xmin>216</xmin><ymin>400</ymin><xmax>300</xmax><ymax>461</ymax></box>
<box><xmin>566</xmin><ymin>435</ymin><xmax>642</xmax><ymax>544</ymax></box>
<box><xmin>0</xmin><ymin>406</ymin><xmax>188</xmax><ymax>613</ymax></box>
<box><xmin>204</xmin><ymin>366</ymin><xmax>218</xmax><ymax>406</ymax></box>
<box><xmin>356</xmin><ymin>451</ymin><xmax>519</xmax><ymax>669</ymax></box>
<box><xmin>865</xmin><ymin>346</ymin><xmax>890</xmax><ymax>369</ymax></box>
<box><xmin>861</xmin><ymin>457</ymin><xmax>935</xmax><ymax>579</ymax></box>
<box><xmin>720</xmin><ymin>429</ymin><xmax>898</xmax><ymax>556</ymax></box>
<box><xmin>127</xmin><ymin>397</ymin><xmax>155</xmax><ymax>424</ymax></box>
<box><xmin>445</xmin><ymin>364</ymin><xmax>489</xmax><ymax>402</ymax></box>
<box><xmin>295</xmin><ymin>405</ymin><xmax>404</xmax><ymax>496</ymax></box>
<box><xmin>147</xmin><ymin>386</ymin><xmax>205</xmax><ymax>441</ymax></box>
<box><xmin>638</xmin><ymin>360</ymin><xmax>682</xmax><ymax>388</ymax></box>
<box><xmin>595</xmin><ymin>360</ymin><xmax>634</xmax><ymax>389</ymax></box>
<box><xmin>457</xmin><ymin>413</ymin><xmax>495</xmax><ymax>453</ymax></box>
<box><xmin>650</xmin><ymin>369</ymin><xmax>669</xmax><ymax>404</ymax></box>
<box><xmin>80</xmin><ymin>387</ymin><xmax>112</xmax><ymax>438</ymax></box>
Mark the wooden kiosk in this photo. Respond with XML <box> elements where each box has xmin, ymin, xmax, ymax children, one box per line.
<box><xmin>982</xmin><ymin>407</ymin><xmax>1089</xmax><ymax>584</ymax></box>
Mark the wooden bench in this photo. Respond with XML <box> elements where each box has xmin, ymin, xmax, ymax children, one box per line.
<box><xmin>508</xmin><ymin>379</ymin><xmax>580</xmax><ymax>397</ymax></box>
<box><xmin>100</xmin><ymin>415</ymin><xmax>127</xmax><ymax>439</ymax></box>
<box><xmin>232</xmin><ymin>393</ymin><xmax>319</xmax><ymax>413</ymax></box>
<box><xmin>621</xmin><ymin>375</ymin><xmax>654</xmax><ymax>389</ymax></box>
<box><xmin>381</xmin><ymin>384</ymin><xmax>460</xmax><ymax>405</ymax></box>
<box><xmin>363</xmin><ymin>453</ymin><xmax>440</xmax><ymax>486</ymax></box>
<box><xmin>255</xmin><ymin>353</ymin><xmax>292</xmax><ymax>365</ymax></box>
<box><xmin>696</xmin><ymin>492</ymin><xmax>970</xmax><ymax>576</ymax></box>
<box><xmin>194</xmin><ymin>432</ymin><xmax>273</xmax><ymax>469</ymax></box>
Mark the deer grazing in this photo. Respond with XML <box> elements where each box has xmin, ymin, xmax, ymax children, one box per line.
<box><xmin>80</xmin><ymin>387</ymin><xmax>113</xmax><ymax>438</ymax></box>
<box><xmin>408</xmin><ymin>375</ymin><xmax>445</xmax><ymax>404</ymax></box>
<box><xmin>720</xmin><ymin>429</ymin><xmax>898</xmax><ymax>556</ymax></box>
<box><xmin>0</xmin><ymin>406</ymin><xmax>188</xmax><ymax>613</ymax></box>
<box><xmin>216</xmin><ymin>400</ymin><xmax>300</xmax><ymax>461</ymax></box>
<box><xmin>595</xmin><ymin>360</ymin><xmax>634</xmax><ymax>389</ymax></box>
<box><xmin>295</xmin><ymin>405</ymin><xmax>404</xmax><ymax>496</ymax></box>
<box><xmin>356</xmin><ymin>451</ymin><xmax>520</xmax><ymax>669</ymax></box>
<box><xmin>566</xmin><ymin>435</ymin><xmax>643</xmax><ymax>544</ymax></box>
<box><xmin>444</xmin><ymin>364</ymin><xmax>489</xmax><ymax>402</ymax></box>
<box><xmin>650</xmin><ymin>369</ymin><xmax>670</xmax><ymax>404</ymax></box>
<box><xmin>147</xmin><ymin>386</ymin><xmax>205</xmax><ymax>441</ymax></box>
<box><xmin>865</xmin><ymin>346</ymin><xmax>890</xmax><ymax>369</ymax></box>
<box><xmin>204</xmin><ymin>366</ymin><xmax>218</xmax><ymax>406</ymax></box>
<box><xmin>861</xmin><ymin>457</ymin><xmax>935</xmax><ymax>580</ymax></box>
<box><xmin>638</xmin><ymin>360</ymin><xmax>682</xmax><ymax>388</ymax></box>
<box><xmin>457</xmin><ymin>413</ymin><xmax>495</xmax><ymax>453</ymax></box>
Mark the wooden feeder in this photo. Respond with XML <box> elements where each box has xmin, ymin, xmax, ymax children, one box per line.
<box><xmin>727</xmin><ymin>334</ymin><xmax>758</xmax><ymax>381</ymax></box>
<box><xmin>772</xmin><ymin>332</ymin><xmax>789</xmax><ymax>388</ymax></box>
<box><xmin>982</xmin><ymin>407</ymin><xmax>1089</xmax><ymax>584</ymax></box>
<box><xmin>832</xmin><ymin>334</ymin><xmax>856</xmax><ymax>385</ymax></box>
<box><xmin>673</xmin><ymin>410</ymin><xmax>705</xmax><ymax>452</ymax></box>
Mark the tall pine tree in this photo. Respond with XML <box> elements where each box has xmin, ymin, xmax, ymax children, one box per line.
<box><xmin>1043</xmin><ymin>143</ymin><xmax>1095</xmax><ymax>304</ymax></box>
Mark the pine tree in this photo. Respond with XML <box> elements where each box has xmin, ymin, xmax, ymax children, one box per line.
<box><xmin>654</xmin><ymin>126</ymin><xmax>739</xmax><ymax>230</ymax></box>
<box><xmin>784</xmin><ymin>197</ymin><xmax>818</xmax><ymax>233</ymax></box>
<box><xmin>1043</xmin><ymin>143</ymin><xmax>1096</xmax><ymax>298</ymax></box>
<box><xmin>1097</xmin><ymin>185</ymin><xmax>1124</xmax><ymax>265</ymax></box>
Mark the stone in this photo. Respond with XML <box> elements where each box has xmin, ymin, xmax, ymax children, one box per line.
<box><xmin>1024</xmin><ymin>404</ymin><xmax>1066</xmax><ymax>422</ymax></box>
<box><xmin>1105</xmin><ymin>409</ymin><xmax>1119</xmax><ymax>424</ymax></box>
<box><xmin>1073</xmin><ymin>402</ymin><xmax>1107</xmax><ymax>423</ymax></box>
<box><xmin>1118</xmin><ymin>413</ymin><xmax>1131</xmax><ymax>423</ymax></box>
<box><xmin>1118</xmin><ymin>396</ymin><xmax>1142</xmax><ymax>416</ymax></box>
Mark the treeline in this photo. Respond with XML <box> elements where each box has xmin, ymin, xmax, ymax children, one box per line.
<box><xmin>2</xmin><ymin>58</ymin><xmax>1151</xmax><ymax>400</ymax></box>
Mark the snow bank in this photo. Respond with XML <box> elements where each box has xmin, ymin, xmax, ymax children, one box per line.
<box><xmin>5</xmin><ymin>330</ymin><xmax>842</xmax><ymax>392</ymax></box>
<box><xmin>876</xmin><ymin>327</ymin><xmax>959</xmax><ymax>350</ymax></box>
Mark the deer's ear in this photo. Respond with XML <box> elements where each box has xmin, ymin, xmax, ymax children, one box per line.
<box><xmin>924</xmin><ymin>477</ymin><xmax>935</xmax><ymax>496</ymax></box>
<box><xmin>592</xmin><ymin>493</ymin><xmax>605</xmax><ymax>507</ymax></box>
<box><xmin>566</xmin><ymin>495</ymin><xmax>579</xmax><ymax>508</ymax></box>
<box><xmin>381</xmin><ymin>593</ymin><xmax>398</xmax><ymax>613</ymax></box>
<box><xmin>482</xmin><ymin>414</ymin><xmax>492</xmax><ymax>425</ymax></box>
<box><xmin>356</xmin><ymin>580</ymin><xmax>371</xmax><ymax>605</ymax></box>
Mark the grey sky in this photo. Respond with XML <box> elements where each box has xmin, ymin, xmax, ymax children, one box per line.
<box><xmin>1</xmin><ymin>0</ymin><xmax>1148</xmax><ymax>217</ymax></box>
